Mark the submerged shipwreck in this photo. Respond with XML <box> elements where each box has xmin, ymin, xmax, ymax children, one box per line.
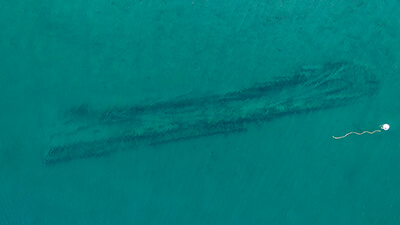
<box><xmin>46</xmin><ymin>62</ymin><xmax>380</xmax><ymax>164</ymax></box>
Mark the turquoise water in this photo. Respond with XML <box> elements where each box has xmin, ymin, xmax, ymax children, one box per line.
<box><xmin>1</xmin><ymin>0</ymin><xmax>400</xmax><ymax>224</ymax></box>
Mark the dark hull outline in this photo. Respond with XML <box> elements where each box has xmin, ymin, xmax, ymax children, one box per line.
<box><xmin>45</xmin><ymin>62</ymin><xmax>380</xmax><ymax>164</ymax></box>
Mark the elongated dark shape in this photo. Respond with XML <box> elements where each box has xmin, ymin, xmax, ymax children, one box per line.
<box><xmin>46</xmin><ymin>62</ymin><xmax>380</xmax><ymax>164</ymax></box>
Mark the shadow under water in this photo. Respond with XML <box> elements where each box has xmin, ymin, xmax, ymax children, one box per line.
<box><xmin>46</xmin><ymin>62</ymin><xmax>380</xmax><ymax>164</ymax></box>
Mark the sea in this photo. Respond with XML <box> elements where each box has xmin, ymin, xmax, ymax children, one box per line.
<box><xmin>1</xmin><ymin>0</ymin><xmax>400</xmax><ymax>224</ymax></box>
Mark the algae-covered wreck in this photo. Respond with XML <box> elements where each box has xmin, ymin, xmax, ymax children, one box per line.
<box><xmin>46</xmin><ymin>62</ymin><xmax>380</xmax><ymax>164</ymax></box>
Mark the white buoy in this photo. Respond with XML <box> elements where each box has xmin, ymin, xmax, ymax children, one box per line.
<box><xmin>381</xmin><ymin>124</ymin><xmax>390</xmax><ymax>131</ymax></box>
<box><xmin>333</xmin><ymin>123</ymin><xmax>390</xmax><ymax>139</ymax></box>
